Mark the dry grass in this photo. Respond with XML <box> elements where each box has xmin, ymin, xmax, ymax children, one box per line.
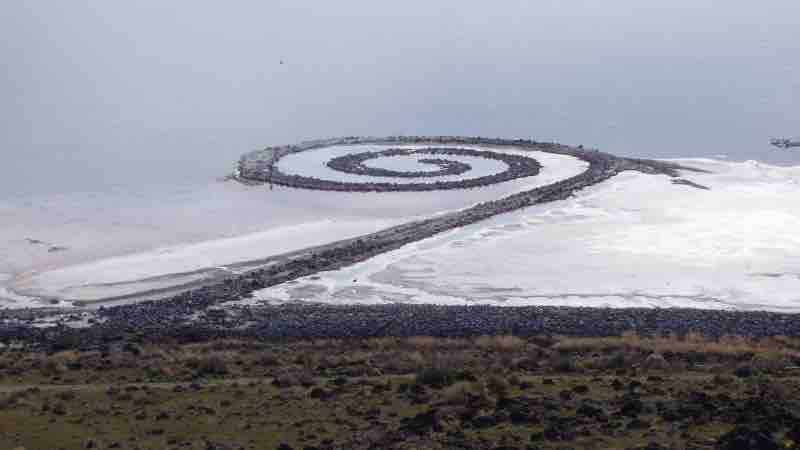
<box><xmin>2</xmin><ymin>333</ymin><xmax>800</xmax><ymax>450</ymax></box>
<box><xmin>3</xmin><ymin>333</ymin><xmax>800</xmax><ymax>389</ymax></box>
<box><xmin>553</xmin><ymin>332</ymin><xmax>800</xmax><ymax>360</ymax></box>
<box><xmin>475</xmin><ymin>335</ymin><xmax>526</xmax><ymax>352</ymax></box>
<box><xmin>441</xmin><ymin>381</ymin><xmax>486</xmax><ymax>406</ymax></box>
<box><xmin>403</xmin><ymin>336</ymin><xmax>471</xmax><ymax>351</ymax></box>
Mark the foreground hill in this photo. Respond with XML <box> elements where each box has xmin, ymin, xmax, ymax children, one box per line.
<box><xmin>2</xmin><ymin>334</ymin><xmax>800</xmax><ymax>450</ymax></box>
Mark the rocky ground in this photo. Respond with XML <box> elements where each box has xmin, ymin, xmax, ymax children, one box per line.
<box><xmin>4</xmin><ymin>303</ymin><xmax>800</xmax><ymax>354</ymax></box>
<box><xmin>2</xmin><ymin>334</ymin><xmax>800</xmax><ymax>450</ymax></box>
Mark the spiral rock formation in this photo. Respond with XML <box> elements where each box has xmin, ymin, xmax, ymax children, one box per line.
<box><xmin>238</xmin><ymin>137</ymin><xmax>568</xmax><ymax>192</ymax></box>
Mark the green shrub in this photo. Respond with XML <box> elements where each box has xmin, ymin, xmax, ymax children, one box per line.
<box><xmin>551</xmin><ymin>355</ymin><xmax>579</xmax><ymax>373</ymax></box>
<box><xmin>486</xmin><ymin>375</ymin><xmax>510</xmax><ymax>399</ymax></box>
<box><xmin>415</xmin><ymin>367</ymin><xmax>458</xmax><ymax>389</ymax></box>
<box><xmin>193</xmin><ymin>355</ymin><xmax>228</xmax><ymax>376</ymax></box>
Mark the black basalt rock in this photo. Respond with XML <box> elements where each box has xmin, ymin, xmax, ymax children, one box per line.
<box><xmin>715</xmin><ymin>426</ymin><xmax>781</xmax><ymax>450</ymax></box>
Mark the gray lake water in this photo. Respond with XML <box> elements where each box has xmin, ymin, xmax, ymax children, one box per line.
<box><xmin>2</xmin><ymin>1</ymin><xmax>799</xmax><ymax>200</ymax></box>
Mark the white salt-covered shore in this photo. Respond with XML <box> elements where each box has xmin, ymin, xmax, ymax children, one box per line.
<box><xmin>253</xmin><ymin>159</ymin><xmax>800</xmax><ymax>313</ymax></box>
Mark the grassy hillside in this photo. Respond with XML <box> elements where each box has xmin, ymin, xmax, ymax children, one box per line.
<box><xmin>2</xmin><ymin>333</ymin><xmax>800</xmax><ymax>449</ymax></box>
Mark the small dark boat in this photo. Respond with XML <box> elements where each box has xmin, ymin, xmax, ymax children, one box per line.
<box><xmin>770</xmin><ymin>138</ymin><xmax>800</xmax><ymax>149</ymax></box>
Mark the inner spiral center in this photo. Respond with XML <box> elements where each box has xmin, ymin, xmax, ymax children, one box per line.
<box><xmin>327</xmin><ymin>148</ymin><xmax>473</xmax><ymax>178</ymax></box>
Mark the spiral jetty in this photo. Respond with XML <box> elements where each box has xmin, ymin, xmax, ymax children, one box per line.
<box><xmin>17</xmin><ymin>137</ymin><xmax>788</xmax><ymax>351</ymax></box>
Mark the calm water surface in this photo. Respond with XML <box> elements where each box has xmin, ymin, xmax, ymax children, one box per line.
<box><xmin>1</xmin><ymin>1</ymin><xmax>799</xmax><ymax>200</ymax></box>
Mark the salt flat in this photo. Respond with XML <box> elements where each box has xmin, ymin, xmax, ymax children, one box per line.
<box><xmin>253</xmin><ymin>159</ymin><xmax>800</xmax><ymax>312</ymax></box>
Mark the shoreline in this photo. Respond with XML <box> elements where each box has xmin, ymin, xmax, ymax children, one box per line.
<box><xmin>4</xmin><ymin>303</ymin><xmax>800</xmax><ymax>350</ymax></box>
<box><xmin>1</xmin><ymin>136</ymin><xmax>739</xmax><ymax>348</ymax></box>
